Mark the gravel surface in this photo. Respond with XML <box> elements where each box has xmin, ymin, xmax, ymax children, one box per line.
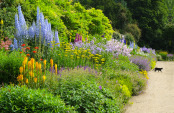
<box><xmin>125</xmin><ymin>61</ymin><xmax>174</xmax><ymax>113</ymax></box>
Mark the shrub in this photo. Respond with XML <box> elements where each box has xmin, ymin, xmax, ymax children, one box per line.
<box><xmin>156</xmin><ymin>54</ymin><xmax>162</xmax><ymax>61</ymax></box>
<box><xmin>0</xmin><ymin>51</ymin><xmax>24</xmax><ymax>84</ymax></box>
<box><xmin>45</xmin><ymin>68</ymin><xmax>120</xmax><ymax>113</ymax></box>
<box><xmin>0</xmin><ymin>85</ymin><xmax>75</xmax><ymax>113</ymax></box>
<box><xmin>158</xmin><ymin>51</ymin><xmax>168</xmax><ymax>60</ymax></box>
<box><xmin>104</xmin><ymin>55</ymin><xmax>139</xmax><ymax>72</ymax></box>
<box><xmin>129</xmin><ymin>55</ymin><xmax>151</xmax><ymax>71</ymax></box>
<box><xmin>125</xmin><ymin>33</ymin><xmax>135</xmax><ymax>44</ymax></box>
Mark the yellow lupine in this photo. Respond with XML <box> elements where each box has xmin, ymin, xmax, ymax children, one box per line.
<box><xmin>42</xmin><ymin>75</ymin><xmax>46</xmax><ymax>82</ymax></box>
<box><xmin>29</xmin><ymin>71</ymin><xmax>34</xmax><ymax>77</ymax></box>
<box><xmin>36</xmin><ymin>62</ymin><xmax>39</xmax><ymax>70</ymax></box>
<box><xmin>17</xmin><ymin>74</ymin><xmax>23</xmax><ymax>81</ymax></box>
<box><xmin>26</xmin><ymin>79</ymin><xmax>28</xmax><ymax>84</ymax></box>
<box><xmin>43</xmin><ymin>60</ymin><xmax>46</xmax><ymax>69</ymax></box>
<box><xmin>55</xmin><ymin>64</ymin><xmax>57</xmax><ymax>75</ymax></box>
<box><xmin>28</xmin><ymin>61</ymin><xmax>31</xmax><ymax>69</ymax></box>
<box><xmin>31</xmin><ymin>58</ymin><xmax>35</xmax><ymax>69</ymax></box>
<box><xmin>34</xmin><ymin>78</ymin><xmax>37</xmax><ymax>83</ymax></box>
<box><xmin>50</xmin><ymin>59</ymin><xmax>53</xmax><ymax>68</ymax></box>
<box><xmin>19</xmin><ymin>66</ymin><xmax>23</xmax><ymax>74</ymax></box>
<box><xmin>38</xmin><ymin>63</ymin><xmax>42</xmax><ymax>72</ymax></box>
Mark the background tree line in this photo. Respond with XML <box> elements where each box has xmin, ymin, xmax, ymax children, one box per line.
<box><xmin>75</xmin><ymin>0</ymin><xmax>174</xmax><ymax>52</ymax></box>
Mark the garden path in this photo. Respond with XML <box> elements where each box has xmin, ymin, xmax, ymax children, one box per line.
<box><xmin>125</xmin><ymin>61</ymin><xmax>174</xmax><ymax>113</ymax></box>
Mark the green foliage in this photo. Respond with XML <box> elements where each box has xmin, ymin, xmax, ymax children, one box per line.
<box><xmin>0</xmin><ymin>51</ymin><xmax>24</xmax><ymax>84</ymax></box>
<box><xmin>0</xmin><ymin>0</ymin><xmax>113</xmax><ymax>41</ymax></box>
<box><xmin>125</xmin><ymin>0</ymin><xmax>168</xmax><ymax>50</ymax></box>
<box><xmin>0</xmin><ymin>85</ymin><xmax>75</xmax><ymax>113</ymax></box>
<box><xmin>46</xmin><ymin>69</ymin><xmax>120</xmax><ymax>113</ymax></box>
<box><xmin>112</xmin><ymin>31</ymin><xmax>121</xmax><ymax>40</ymax></box>
<box><xmin>104</xmin><ymin>55</ymin><xmax>139</xmax><ymax>72</ymax></box>
<box><xmin>124</xmin><ymin>33</ymin><xmax>135</xmax><ymax>44</ymax></box>
<box><xmin>158</xmin><ymin>51</ymin><xmax>168</xmax><ymax>60</ymax></box>
<box><xmin>124</xmin><ymin>24</ymin><xmax>141</xmax><ymax>42</ymax></box>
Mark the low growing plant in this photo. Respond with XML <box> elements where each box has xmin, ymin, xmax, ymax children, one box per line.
<box><xmin>45</xmin><ymin>68</ymin><xmax>120</xmax><ymax>113</ymax></box>
<box><xmin>0</xmin><ymin>50</ymin><xmax>24</xmax><ymax>84</ymax></box>
<box><xmin>0</xmin><ymin>85</ymin><xmax>75</xmax><ymax>113</ymax></box>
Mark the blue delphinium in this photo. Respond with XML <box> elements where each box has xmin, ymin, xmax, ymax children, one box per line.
<box><xmin>14</xmin><ymin>5</ymin><xmax>60</xmax><ymax>49</ymax></box>
<box><xmin>36</xmin><ymin>7</ymin><xmax>40</xmax><ymax>38</ymax></box>
<box><xmin>14</xmin><ymin>38</ymin><xmax>18</xmax><ymax>50</ymax></box>
<box><xmin>28</xmin><ymin>26</ymin><xmax>34</xmax><ymax>39</ymax></box>
<box><xmin>55</xmin><ymin>31</ymin><xmax>60</xmax><ymax>47</ymax></box>
<box><xmin>18</xmin><ymin>5</ymin><xmax>28</xmax><ymax>39</ymax></box>
<box><xmin>9</xmin><ymin>44</ymin><xmax>14</xmax><ymax>51</ymax></box>
<box><xmin>15</xmin><ymin>14</ymin><xmax>21</xmax><ymax>40</ymax></box>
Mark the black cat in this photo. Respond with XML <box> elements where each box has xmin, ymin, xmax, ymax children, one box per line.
<box><xmin>154</xmin><ymin>68</ymin><xmax>163</xmax><ymax>72</ymax></box>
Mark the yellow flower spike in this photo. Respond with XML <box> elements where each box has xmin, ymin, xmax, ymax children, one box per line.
<box><xmin>1</xmin><ymin>19</ymin><xmax>3</xmax><ymax>25</ymax></box>
<box><xmin>17</xmin><ymin>74</ymin><xmax>23</xmax><ymax>81</ymax></box>
<box><xmin>101</xmin><ymin>62</ymin><xmax>105</xmax><ymax>64</ymax></box>
<box><xmin>50</xmin><ymin>59</ymin><xmax>53</xmax><ymax>68</ymax></box>
<box><xmin>19</xmin><ymin>66</ymin><xmax>23</xmax><ymax>74</ymax></box>
<box><xmin>36</xmin><ymin>62</ymin><xmax>39</xmax><ymax>70</ymax></box>
<box><xmin>42</xmin><ymin>75</ymin><xmax>46</xmax><ymax>82</ymax></box>
<box><xmin>26</xmin><ymin>79</ymin><xmax>28</xmax><ymax>84</ymax></box>
<box><xmin>28</xmin><ymin>61</ymin><xmax>31</xmax><ymax>69</ymax></box>
<box><xmin>55</xmin><ymin>64</ymin><xmax>57</xmax><ymax>75</ymax></box>
<box><xmin>34</xmin><ymin>78</ymin><xmax>37</xmax><ymax>83</ymax></box>
<box><xmin>38</xmin><ymin>63</ymin><xmax>42</xmax><ymax>71</ymax></box>
<box><xmin>31</xmin><ymin>58</ymin><xmax>35</xmax><ymax>70</ymax></box>
<box><xmin>29</xmin><ymin>71</ymin><xmax>34</xmax><ymax>77</ymax></box>
<box><xmin>77</xmin><ymin>56</ymin><xmax>80</xmax><ymax>59</ymax></box>
<box><xmin>43</xmin><ymin>60</ymin><xmax>46</xmax><ymax>69</ymax></box>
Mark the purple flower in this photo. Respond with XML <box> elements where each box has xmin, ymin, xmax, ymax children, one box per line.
<box><xmin>99</xmin><ymin>86</ymin><xmax>102</xmax><ymax>90</ymax></box>
<box><xmin>14</xmin><ymin>38</ymin><xmax>18</xmax><ymax>50</ymax></box>
<box><xmin>55</xmin><ymin>31</ymin><xmax>60</xmax><ymax>47</ymax></box>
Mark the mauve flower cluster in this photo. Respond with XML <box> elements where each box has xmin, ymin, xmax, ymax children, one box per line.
<box><xmin>14</xmin><ymin>5</ymin><xmax>60</xmax><ymax>48</ymax></box>
<box><xmin>72</xmin><ymin>38</ymin><xmax>133</xmax><ymax>57</ymax></box>
<box><xmin>105</xmin><ymin>39</ymin><xmax>133</xmax><ymax>56</ymax></box>
<box><xmin>140</xmin><ymin>46</ymin><xmax>156</xmax><ymax>55</ymax></box>
<box><xmin>0</xmin><ymin>38</ymin><xmax>12</xmax><ymax>50</ymax></box>
<box><xmin>167</xmin><ymin>54</ymin><xmax>173</xmax><ymax>57</ymax></box>
<box><xmin>129</xmin><ymin>41</ymin><xmax>138</xmax><ymax>49</ymax></box>
<box><xmin>129</xmin><ymin>55</ymin><xmax>151</xmax><ymax>71</ymax></box>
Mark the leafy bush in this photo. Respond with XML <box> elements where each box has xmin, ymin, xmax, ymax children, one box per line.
<box><xmin>104</xmin><ymin>55</ymin><xmax>139</xmax><ymax>72</ymax></box>
<box><xmin>156</xmin><ymin>54</ymin><xmax>162</xmax><ymax>61</ymax></box>
<box><xmin>129</xmin><ymin>55</ymin><xmax>151</xmax><ymax>71</ymax></box>
<box><xmin>0</xmin><ymin>51</ymin><xmax>24</xmax><ymax>84</ymax></box>
<box><xmin>125</xmin><ymin>32</ymin><xmax>135</xmax><ymax>44</ymax></box>
<box><xmin>0</xmin><ymin>0</ymin><xmax>113</xmax><ymax>41</ymax></box>
<box><xmin>0</xmin><ymin>85</ymin><xmax>75</xmax><ymax>113</ymax></box>
<box><xmin>158</xmin><ymin>51</ymin><xmax>168</xmax><ymax>60</ymax></box>
<box><xmin>45</xmin><ymin>68</ymin><xmax>120</xmax><ymax>113</ymax></box>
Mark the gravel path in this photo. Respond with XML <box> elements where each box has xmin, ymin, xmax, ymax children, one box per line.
<box><xmin>125</xmin><ymin>61</ymin><xmax>174</xmax><ymax>113</ymax></box>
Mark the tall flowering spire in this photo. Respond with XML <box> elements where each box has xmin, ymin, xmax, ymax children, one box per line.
<box><xmin>36</xmin><ymin>7</ymin><xmax>40</xmax><ymax>38</ymax></box>
<box><xmin>14</xmin><ymin>5</ymin><xmax>60</xmax><ymax>49</ymax></box>
<box><xmin>14</xmin><ymin>38</ymin><xmax>18</xmax><ymax>50</ymax></box>
<box><xmin>55</xmin><ymin>31</ymin><xmax>60</xmax><ymax>47</ymax></box>
<box><xmin>18</xmin><ymin>5</ymin><xmax>28</xmax><ymax>39</ymax></box>
<box><xmin>15</xmin><ymin>14</ymin><xmax>21</xmax><ymax>40</ymax></box>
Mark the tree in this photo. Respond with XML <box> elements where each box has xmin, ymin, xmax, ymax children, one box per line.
<box><xmin>125</xmin><ymin>0</ymin><xmax>168</xmax><ymax>49</ymax></box>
